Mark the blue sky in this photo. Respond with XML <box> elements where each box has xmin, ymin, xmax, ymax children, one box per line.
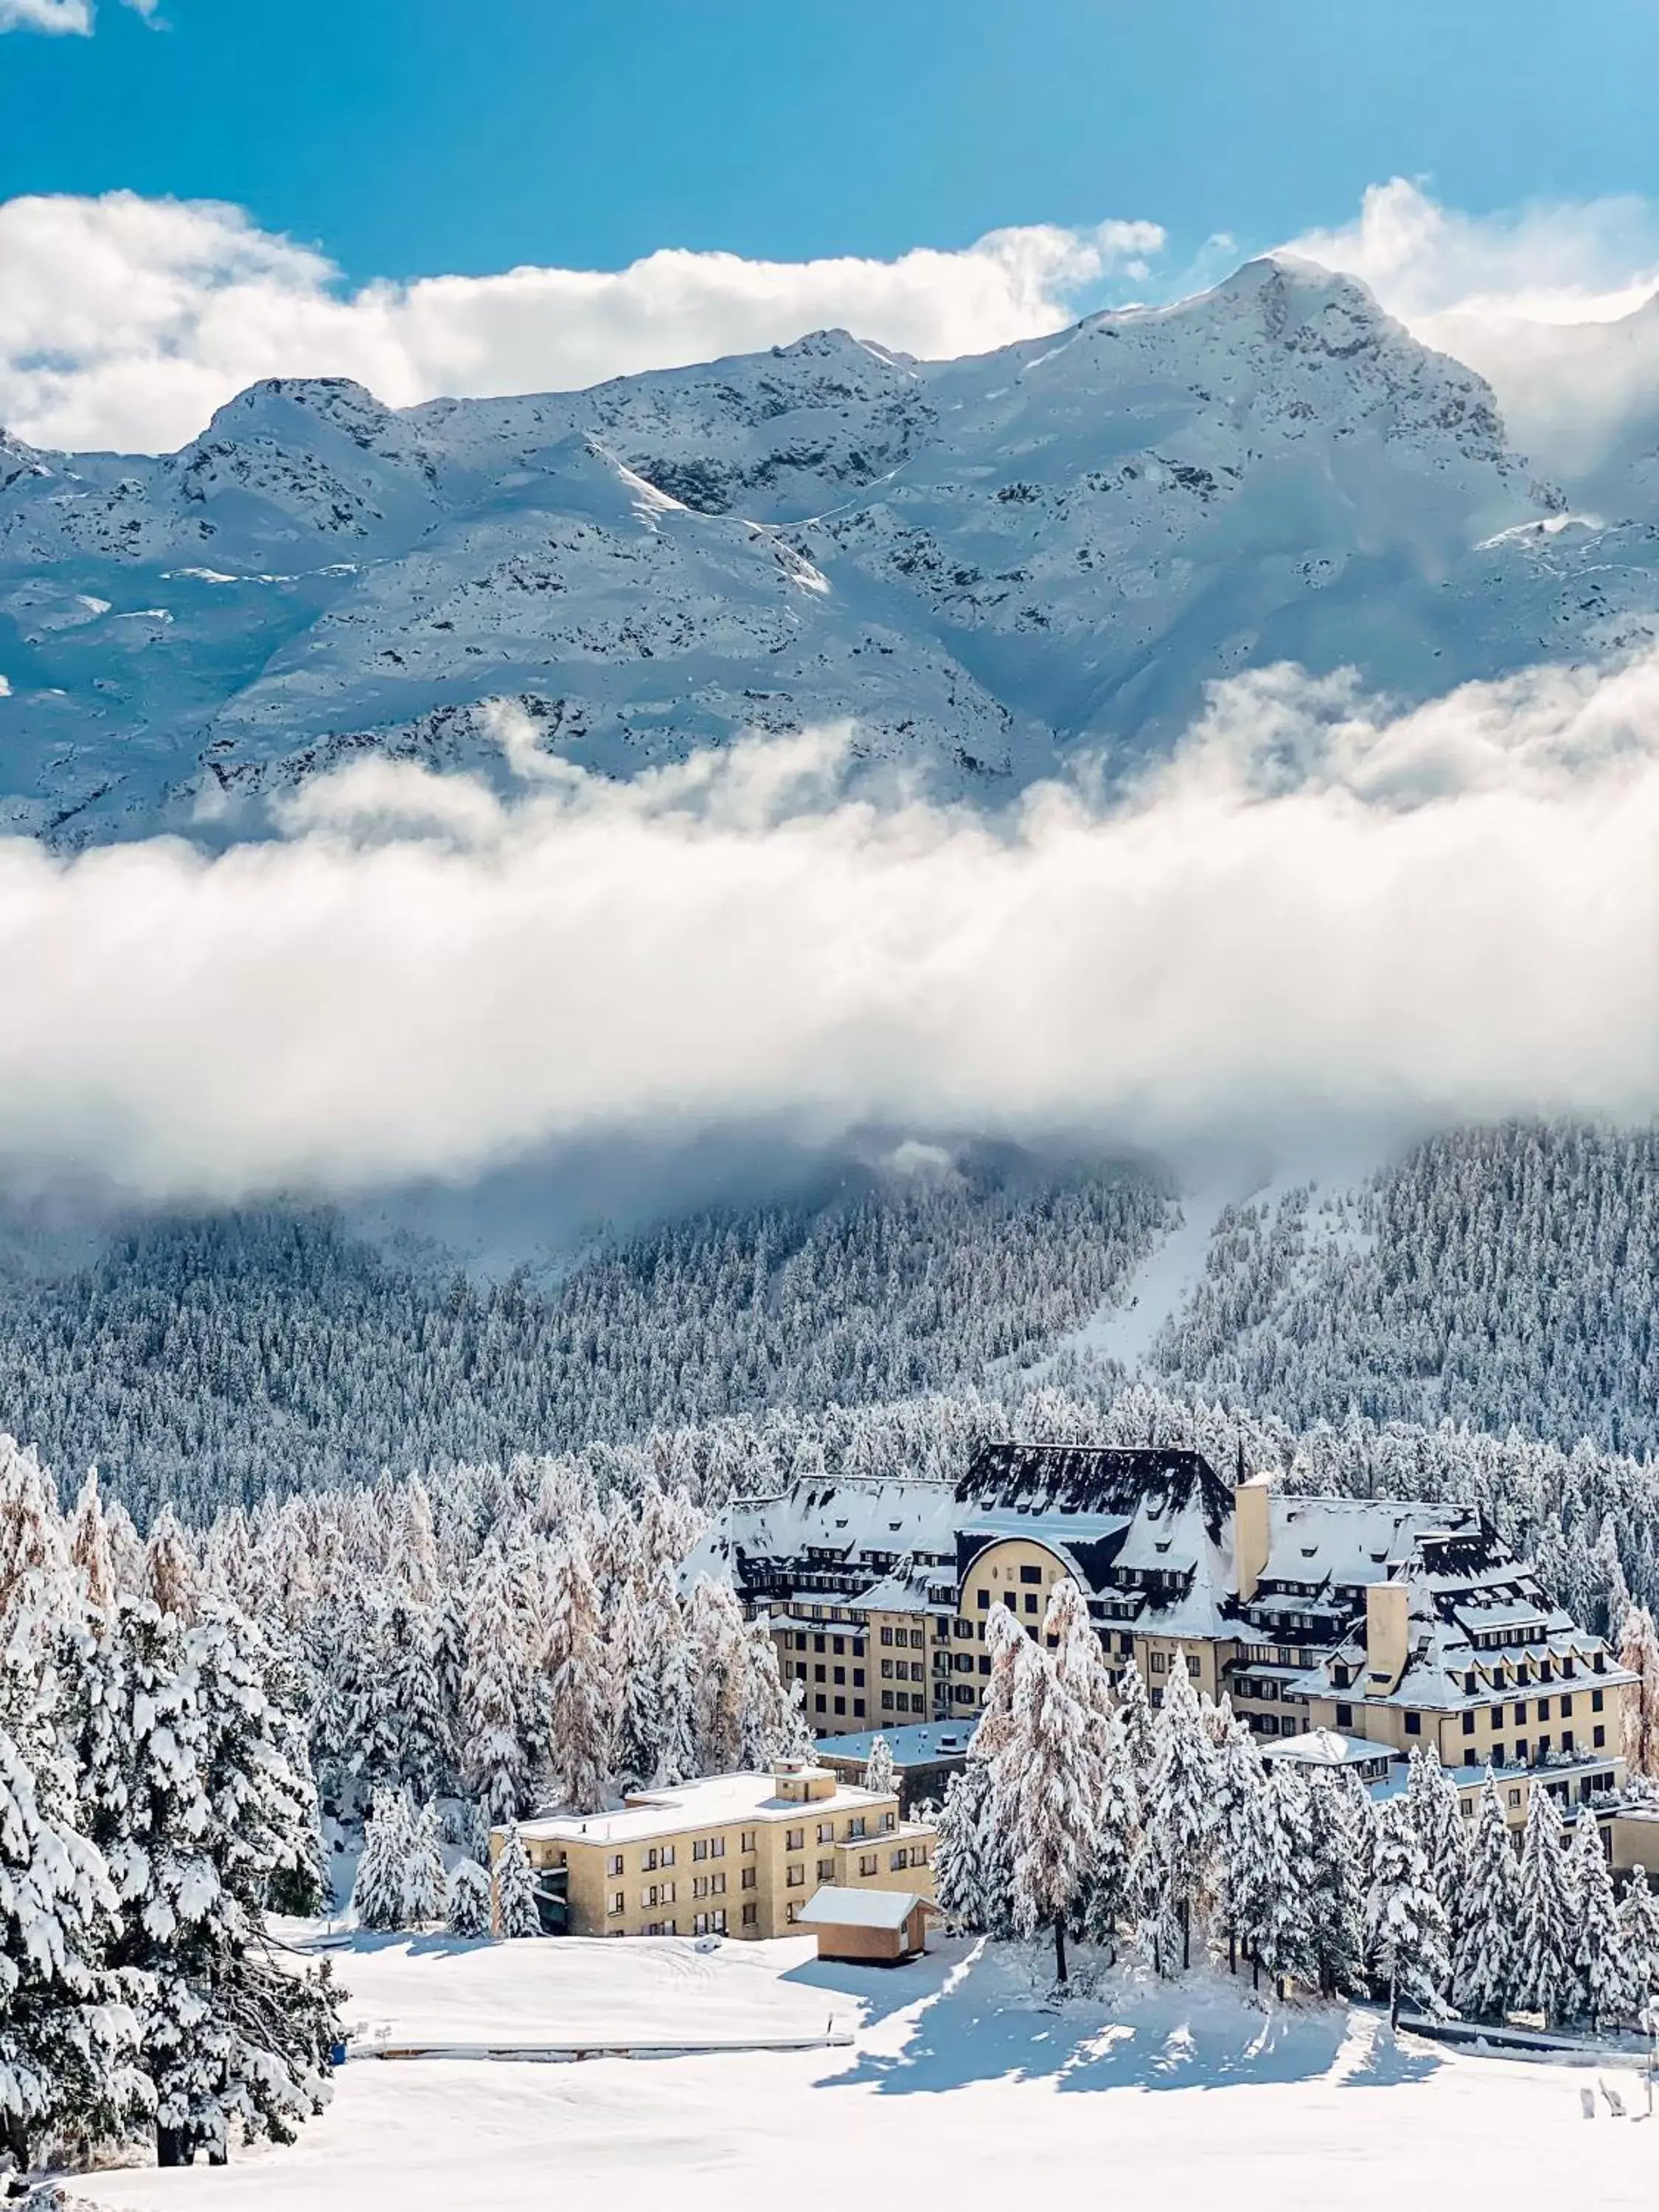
<box><xmin>4</xmin><ymin>0</ymin><xmax>1658</xmax><ymax>283</ymax></box>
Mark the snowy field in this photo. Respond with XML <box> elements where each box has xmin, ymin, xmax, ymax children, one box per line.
<box><xmin>80</xmin><ymin>1934</ymin><xmax>1656</xmax><ymax>2212</ymax></box>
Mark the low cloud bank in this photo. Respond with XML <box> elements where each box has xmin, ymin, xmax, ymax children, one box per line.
<box><xmin>0</xmin><ymin>655</ymin><xmax>1653</xmax><ymax>1203</ymax></box>
<box><xmin>0</xmin><ymin>193</ymin><xmax>1162</xmax><ymax>453</ymax></box>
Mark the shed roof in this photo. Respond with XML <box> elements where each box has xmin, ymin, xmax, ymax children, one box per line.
<box><xmin>798</xmin><ymin>1885</ymin><xmax>931</xmax><ymax>1931</ymax></box>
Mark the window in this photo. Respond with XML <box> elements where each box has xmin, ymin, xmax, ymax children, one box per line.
<box><xmin>858</xmin><ymin>1854</ymin><xmax>877</xmax><ymax>1877</ymax></box>
<box><xmin>1508</xmin><ymin>1788</ymin><xmax>1522</xmax><ymax>1808</ymax></box>
<box><xmin>813</xmin><ymin>1666</ymin><xmax>826</xmax><ymax>1684</ymax></box>
<box><xmin>1152</xmin><ymin>1652</ymin><xmax>1166</xmax><ymax>1673</ymax></box>
<box><xmin>854</xmin><ymin>1699</ymin><xmax>866</xmax><ymax>1717</ymax></box>
<box><xmin>1338</xmin><ymin>1704</ymin><xmax>1355</xmax><ymax>1730</ymax></box>
<box><xmin>978</xmin><ymin>1655</ymin><xmax>992</xmax><ymax>1675</ymax></box>
<box><xmin>818</xmin><ymin>1859</ymin><xmax>834</xmax><ymax>1879</ymax></box>
<box><xmin>880</xmin><ymin>1625</ymin><xmax>893</xmax><ymax>1646</ymax></box>
<box><xmin>832</xmin><ymin>1636</ymin><xmax>844</xmax><ymax>1656</ymax></box>
<box><xmin>853</xmin><ymin>1669</ymin><xmax>865</xmax><ymax>1688</ymax></box>
<box><xmin>661</xmin><ymin>1845</ymin><xmax>675</xmax><ymax>1868</ymax></box>
<box><xmin>741</xmin><ymin>1866</ymin><xmax>756</xmax><ymax>1891</ymax></box>
<box><xmin>1020</xmin><ymin>1565</ymin><xmax>1043</xmax><ymax>1585</ymax></box>
<box><xmin>1513</xmin><ymin>1701</ymin><xmax>1527</xmax><ymax>1726</ymax></box>
<box><xmin>712</xmin><ymin>1872</ymin><xmax>726</xmax><ymax>1896</ymax></box>
<box><xmin>890</xmin><ymin>1848</ymin><xmax>908</xmax><ymax>1871</ymax></box>
<box><xmin>976</xmin><ymin>1590</ymin><xmax>990</xmax><ymax>1611</ymax></box>
<box><xmin>910</xmin><ymin>1630</ymin><xmax>924</xmax><ymax>1649</ymax></box>
<box><xmin>643</xmin><ymin>1848</ymin><xmax>658</xmax><ymax>1872</ymax></box>
<box><xmin>1461</xmin><ymin>1711</ymin><xmax>1475</xmax><ymax>1735</ymax></box>
<box><xmin>1023</xmin><ymin>1593</ymin><xmax>1039</xmax><ymax>1614</ymax></box>
<box><xmin>608</xmin><ymin>1891</ymin><xmax>625</xmax><ymax>1917</ymax></box>
<box><xmin>834</xmin><ymin>1696</ymin><xmax>846</xmax><ymax>1715</ymax></box>
<box><xmin>880</xmin><ymin>1658</ymin><xmax>893</xmax><ymax>1680</ymax></box>
<box><xmin>1537</xmin><ymin>1734</ymin><xmax>1551</xmax><ymax>1758</ymax></box>
<box><xmin>785</xmin><ymin>1902</ymin><xmax>800</xmax><ymax>1924</ymax></box>
<box><xmin>709</xmin><ymin>1837</ymin><xmax>725</xmax><ymax>1859</ymax></box>
<box><xmin>813</xmin><ymin>1635</ymin><xmax>825</xmax><ymax>1654</ymax></box>
<box><xmin>692</xmin><ymin>1839</ymin><xmax>709</xmax><ymax>1862</ymax></box>
<box><xmin>832</xmin><ymin>1666</ymin><xmax>845</xmax><ymax>1686</ymax></box>
<box><xmin>1404</xmin><ymin>1712</ymin><xmax>1421</xmax><ymax>1736</ymax></box>
<box><xmin>786</xmin><ymin>1828</ymin><xmax>804</xmax><ymax>1851</ymax></box>
<box><xmin>1463</xmin><ymin>1750</ymin><xmax>1478</xmax><ymax>1767</ymax></box>
<box><xmin>817</xmin><ymin>1822</ymin><xmax>834</xmax><ymax>1844</ymax></box>
<box><xmin>786</xmin><ymin>1865</ymin><xmax>805</xmax><ymax>1888</ymax></box>
<box><xmin>1515</xmin><ymin>1739</ymin><xmax>1528</xmax><ymax>1765</ymax></box>
<box><xmin>1593</xmin><ymin>1689</ymin><xmax>1605</xmax><ymax>1712</ymax></box>
<box><xmin>1537</xmin><ymin>1697</ymin><xmax>1550</xmax><ymax>1721</ymax></box>
<box><xmin>606</xmin><ymin>1854</ymin><xmax>625</xmax><ymax>1878</ymax></box>
<box><xmin>1562</xmin><ymin>1731</ymin><xmax>1574</xmax><ymax>1753</ymax></box>
<box><xmin>741</xmin><ymin>1903</ymin><xmax>757</xmax><ymax>1928</ymax></box>
<box><xmin>1187</xmin><ymin>1655</ymin><xmax>1201</xmax><ymax>1677</ymax></box>
<box><xmin>740</xmin><ymin>1831</ymin><xmax>755</xmax><ymax>1854</ymax></box>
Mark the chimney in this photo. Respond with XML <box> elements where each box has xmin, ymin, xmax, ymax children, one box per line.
<box><xmin>1233</xmin><ymin>1477</ymin><xmax>1271</xmax><ymax>1604</ymax></box>
<box><xmin>1365</xmin><ymin>1582</ymin><xmax>1409</xmax><ymax>1688</ymax></box>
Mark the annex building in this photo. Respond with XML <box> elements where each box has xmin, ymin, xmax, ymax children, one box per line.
<box><xmin>497</xmin><ymin>1759</ymin><xmax>936</xmax><ymax>1940</ymax></box>
<box><xmin>688</xmin><ymin>1442</ymin><xmax>1637</xmax><ymax>1829</ymax></box>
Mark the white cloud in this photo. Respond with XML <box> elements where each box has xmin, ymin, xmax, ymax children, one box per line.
<box><xmin>0</xmin><ymin>192</ymin><xmax>1165</xmax><ymax>453</ymax></box>
<box><xmin>0</xmin><ymin>0</ymin><xmax>152</xmax><ymax>27</ymax></box>
<box><xmin>1284</xmin><ymin>179</ymin><xmax>1659</xmax><ymax>481</ymax></box>
<box><xmin>0</xmin><ymin>655</ymin><xmax>1652</xmax><ymax>1204</ymax></box>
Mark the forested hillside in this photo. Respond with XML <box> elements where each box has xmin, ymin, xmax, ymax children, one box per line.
<box><xmin>1150</xmin><ymin>1123</ymin><xmax>1659</xmax><ymax>1457</ymax></box>
<box><xmin>0</xmin><ymin>1152</ymin><xmax>1167</xmax><ymax>1517</ymax></box>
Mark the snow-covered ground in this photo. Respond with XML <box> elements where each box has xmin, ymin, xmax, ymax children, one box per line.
<box><xmin>80</xmin><ymin>1935</ymin><xmax>1655</xmax><ymax>2212</ymax></box>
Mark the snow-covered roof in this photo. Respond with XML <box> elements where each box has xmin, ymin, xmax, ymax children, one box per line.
<box><xmin>1265</xmin><ymin>1729</ymin><xmax>1402</xmax><ymax>1770</ymax></box>
<box><xmin>849</xmin><ymin>1565</ymin><xmax>942</xmax><ymax>1615</ymax></box>
<box><xmin>814</xmin><ymin>1722</ymin><xmax>975</xmax><ymax>1767</ymax></box>
<box><xmin>507</xmin><ymin>1769</ymin><xmax>896</xmax><ymax>1847</ymax></box>
<box><xmin>797</xmin><ymin>1885</ymin><xmax>931</xmax><ymax>1932</ymax></box>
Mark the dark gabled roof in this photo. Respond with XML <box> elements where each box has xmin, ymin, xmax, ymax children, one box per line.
<box><xmin>957</xmin><ymin>1442</ymin><xmax>1232</xmax><ymax>1543</ymax></box>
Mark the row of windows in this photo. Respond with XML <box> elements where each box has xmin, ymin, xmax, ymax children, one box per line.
<box><xmin>604</xmin><ymin>1828</ymin><xmax>759</xmax><ymax>1877</ymax></box>
<box><xmin>787</xmin><ymin>1632</ymin><xmax>868</xmax><ymax>1658</ymax></box>
<box><xmin>792</xmin><ymin>1662</ymin><xmax>868</xmax><ymax>1688</ymax></box>
<box><xmin>877</xmin><ymin>1626</ymin><xmax>928</xmax><ymax>1648</ymax></box>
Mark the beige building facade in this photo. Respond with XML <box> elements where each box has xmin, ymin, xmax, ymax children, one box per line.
<box><xmin>493</xmin><ymin>1760</ymin><xmax>936</xmax><ymax>1941</ymax></box>
<box><xmin>691</xmin><ymin>1443</ymin><xmax>1635</xmax><ymax>1833</ymax></box>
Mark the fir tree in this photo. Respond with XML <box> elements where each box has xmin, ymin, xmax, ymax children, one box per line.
<box><xmin>1306</xmin><ymin>1768</ymin><xmax>1368</xmax><ymax>2000</ymax></box>
<box><xmin>933</xmin><ymin>1761</ymin><xmax>995</xmax><ymax>1933</ymax></box>
<box><xmin>544</xmin><ymin>1538</ymin><xmax>613</xmax><ymax>1812</ymax></box>
<box><xmin>492</xmin><ymin>1832</ymin><xmax>543</xmax><ymax>1939</ymax></box>
<box><xmin>1512</xmin><ymin>1783</ymin><xmax>1576</xmax><ymax>2025</ymax></box>
<box><xmin>1621</xmin><ymin>1604</ymin><xmax>1659</xmax><ymax>1778</ymax></box>
<box><xmin>992</xmin><ymin>1611</ymin><xmax>1098</xmax><ymax>1986</ymax></box>
<box><xmin>353</xmin><ymin>1789</ymin><xmax>414</xmax><ymax>1932</ymax></box>
<box><xmin>0</xmin><ymin>1705</ymin><xmax>149</xmax><ymax>2170</ymax></box>
<box><xmin>1569</xmin><ymin>1808</ymin><xmax>1635</xmax><ymax>2030</ymax></box>
<box><xmin>1208</xmin><ymin>1705</ymin><xmax>1265</xmax><ymax>1976</ymax></box>
<box><xmin>1452</xmin><ymin>1777</ymin><xmax>1520</xmax><ymax>2022</ymax></box>
<box><xmin>608</xmin><ymin>1583</ymin><xmax>661</xmax><ymax>1792</ymax></box>
<box><xmin>1406</xmin><ymin>1744</ymin><xmax>1468</xmax><ymax>1947</ymax></box>
<box><xmin>861</xmin><ymin>1734</ymin><xmax>897</xmax><ymax>1799</ymax></box>
<box><xmin>1619</xmin><ymin>1865</ymin><xmax>1659</xmax><ymax>2000</ymax></box>
<box><xmin>1366</xmin><ymin>1796</ymin><xmax>1451</xmax><ymax>2027</ymax></box>
<box><xmin>68</xmin><ymin>1471</ymin><xmax>116</xmax><ymax>1618</ymax></box>
<box><xmin>653</xmin><ymin>1627</ymin><xmax>698</xmax><ymax>1787</ymax></box>
<box><xmin>401</xmin><ymin>1798</ymin><xmax>447</xmax><ymax>1928</ymax></box>
<box><xmin>445</xmin><ymin>1858</ymin><xmax>491</xmax><ymax>1938</ymax></box>
<box><xmin>1141</xmin><ymin>1653</ymin><xmax>1217</xmax><ymax>1973</ymax></box>
<box><xmin>461</xmin><ymin>1541</ymin><xmax>530</xmax><ymax>1825</ymax></box>
<box><xmin>1079</xmin><ymin>1708</ymin><xmax>1144</xmax><ymax>1964</ymax></box>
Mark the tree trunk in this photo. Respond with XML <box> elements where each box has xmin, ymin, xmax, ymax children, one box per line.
<box><xmin>1252</xmin><ymin>1951</ymin><xmax>1260</xmax><ymax>1992</ymax></box>
<box><xmin>1180</xmin><ymin>1899</ymin><xmax>1191</xmax><ymax>1972</ymax></box>
<box><xmin>1228</xmin><ymin>1928</ymin><xmax>1237</xmax><ymax>1976</ymax></box>
<box><xmin>1054</xmin><ymin>1913</ymin><xmax>1068</xmax><ymax>1986</ymax></box>
<box><xmin>1389</xmin><ymin>1969</ymin><xmax>1400</xmax><ymax>2031</ymax></box>
<box><xmin>156</xmin><ymin>2125</ymin><xmax>194</xmax><ymax>2169</ymax></box>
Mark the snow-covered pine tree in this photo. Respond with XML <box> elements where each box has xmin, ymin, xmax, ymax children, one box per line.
<box><xmin>1305</xmin><ymin>1768</ymin><xmax>1368</xmax><ymax>2000</ymax></box>
<box><xmin>1621</xmin><ymin>1603</ymin><xmax>1659</xmax><ymax>1778</ymax></box>
<box><xmin>1245</xmin><ymin>1760</ymin><xmax>1318</xmax><ymax>1997</ymax></box>
<box><xmin>68</xmin><ymin>1470</ymin><xmax>116</xmax><ymax>1617</ymax></box>
<box><xmin>1569</xmin><ymin>1807</ymin><xmax>1635</xmax><ymax>2031</ymax></box>
<box><xmin>1207</xmin><ymin>1704</ymin><xmax>1265</xmax><ymax>1976</ymax></box>
<box><xmin>1512</xmin><ymin>1782</ymin><xmax>1576</xmax><ymax>2025</ymax></box>
<box><xmin>0</xmin><ymin>1702</ymin><xmax>149</xmax><ymax>2169</ymax></box>
<box><xmin>933</xmin><ymin>1761</ymin><xmax>994</xmax><ymax>1933</ymax></box>
<box><xmin>1366</xmin><ymin>1795</ymin><xmax>1451</xmax><ymax>2027</ymax></box>
<box><xmin>401</xmin><ymin>1798</ymin><xmax>447</xmax><ymax>1927</ymax></box>
<box><xmin>968</xmin><ymin>1604</ymin><xmax>1025</xmax><ymax>1765</ymax></box>
<box><xmin>1141</xmin><ymin>1652</ymin><xmax>1217</xmax><ymax>1973</ymax></box>
<box><xmin>445</xmin><ymin>1857</ymin><xmax>491</xmax><ymax>1938</ymax></box>
<box><xmin>992</xmin><ymin>1605</ymin><xmax>1099</xmax><ymax>1986</ymax></box>
<box><xmin>653</xmin><ymin>1626</ymin><xmax>699</xmax><ymax>1787</ymax></box>
<box><xmin>386</xmin><ymin>1599</ymin><xmax>453</xmax><ymax>1804</ymax></box>
<box><xmin>1047</xmin><ymin>1576</ymin><xmax>1113</xmax><ymax>1770</ymax></box>
<box><xmin>353</xmin><ymin>1788</ymin><xmax>414</xmax><ymax>1932</ymax></box>
<box><xmin>1452</xmin><ymin>1776</ymin><xmax>1520</xmax><ymax>2022</ymax></box>
<box><xmin>492</xmin><ymin>1831</ymin><xmax>543</xmax><ymax>1939</ymax></box>
<box><xmin>1080</xmin><ymin>1708</ymin><xmax>1144</xmax><ymax>1964</ymax></box>
<box><xmin>99</xmin><ymin>1596</ymin><xmax>340</xmax><ymax>2166</ymax></box>
<box><xmin>735</xmin><ymin>1615</ymin><xmax>807</xmax><ymax>1770</ymax></box>
<box><xmin>544</xmin><ymin>1537</ymin><xmax>613</xmax><ymax>1812</ymax></box>
<box><xmin>1113</xmin><ymin>1656</ymin><xmax>1157</xmax><ymax>1797</ymax></box>
<box><xmin>607</xmin><ymin>1582</ymin><xmax>661</xmax><ymax>1792</ymax></box>
<box><xmin>1406</xmin><ymin>1743</ymin><xmax>1468</xmax><ymax>1948</ymax></box>
<box><xmin>461</xmin><ymin>1540</ymin><xmax>531</xmax><ymax>1824</ymax></box>
<box><xmin>862</xmin><ymin>1734</ymin><xmax>897</xmax><ymax>1799</ymax></box>
<box><xmin>142</xmin><ymin>1505</ymin><xmax>201</xmax><ymax>1629</ymax></box>
<box><xmin>1619</xmin><ymin>1865</ymin><xmax>1659</xmax><ymax>2000</ymax></box>
<box><xmin>686</xmin><ymin>1578</ymin><xmax>748</xmax><ymax>1775</ymax></box>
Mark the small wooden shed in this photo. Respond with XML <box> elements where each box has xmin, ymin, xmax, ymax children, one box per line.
<box><xmin>799</xmin><ymin>1886</ymin><xmax>932</xmax><ymax>1964</ymax></box>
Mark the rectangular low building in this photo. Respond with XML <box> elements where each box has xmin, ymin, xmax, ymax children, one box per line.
<box><xmin>799</xmin><ymin>1885</ymin><xmax>933</xmax><ymax>1964</ymax></box>
<box><xmin>494</xmin><ymin>1759</ymin><xmax>936</xmax><ymax>1941</ymax></box>
<box><xmin>813</xmin><ymin>1721</ymin><xmax>973</xmax><ymax>1812</ymax></box>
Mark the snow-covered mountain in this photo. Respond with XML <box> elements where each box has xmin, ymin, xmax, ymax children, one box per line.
<box><xmin>5</xmin><ymin>253</ymin><xmax>1659</xmax><ymax>842</ymax></box>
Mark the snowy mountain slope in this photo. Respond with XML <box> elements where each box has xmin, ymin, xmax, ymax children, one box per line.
<box><xmin>7</xmin><ymin>254</ymin><xmax>1659</xmax><ymax>841</ymax></box>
